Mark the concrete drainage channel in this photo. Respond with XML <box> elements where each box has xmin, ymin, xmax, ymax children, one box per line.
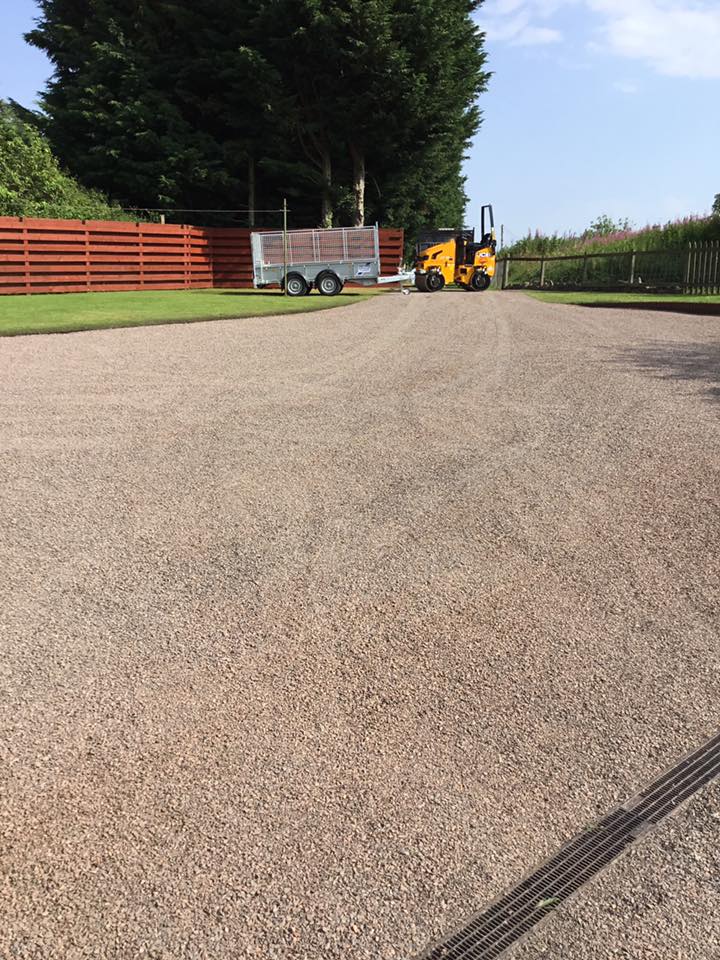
<box><xmin>417</xmin><ymin>730</ymin><xmax>720</xmax><ymax>960</ymax></box>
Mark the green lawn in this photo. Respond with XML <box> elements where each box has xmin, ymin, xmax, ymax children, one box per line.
<box><xmin>527</xmin><ymin>291</ymin><xmax>720</xmax><ymax>307</ymax></box>
<box><xmin>0</xmin><ymin>288</ymin><xmax>373</xmax><ymax>337</ymax></box>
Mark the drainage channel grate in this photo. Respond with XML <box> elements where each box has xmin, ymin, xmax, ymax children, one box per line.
<box><xmin>418</xmin><ymin>730</ymin><xmax>720</xmax><ymax>960</ymax></box>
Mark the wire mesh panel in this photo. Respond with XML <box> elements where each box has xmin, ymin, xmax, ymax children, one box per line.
<box><xmin>498</xmin><ymin>243</ymin><xmax>720</xmax><ymax>293</ymax></box>
<box><xmin>287</xmin><ymin>230</ymin><xmax>315</xmax><ymax>263</ymax></box>
<box><xmin>634</xmin><ymin>249</ymin><xmax>683</xmax><ymax>290</ymax></box>
<box><xmin>345</xmin><ymin>227</ymin><xmax>376</xmax><ymax>258</ymax></box>
<box><xmin>506</xmin><ymin>259</ymin><xmax>542</xmax><ymax>287</ymax></box>
<box><xmin>257</xmin><ymin>232</ymin><xmax>285</xmax><ymax>266</ymax></box>
<box><xmin>255</xmin><ymin>226</ymin><xmax>376</xmax><ymax>267</ymax></box>
<box><xmin>544</xmin><ymin>257</ymin><xmax>585</xmax><ymax>287</ymax></box>
<box><xmin>589</xmin><ymin>253</ymin><xmax>633</xmax><ymax>287</ymax></box>
<box><xmin>316</xmin><ymin>230</ymin><xmax>346</xmax><ymax>261</ymax></box>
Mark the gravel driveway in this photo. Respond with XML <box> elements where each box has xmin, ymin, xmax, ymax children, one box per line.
<box><xmin>1</xmin><ymin>291</ymin><xmax>719</xmax><ymax>959</ymax></box>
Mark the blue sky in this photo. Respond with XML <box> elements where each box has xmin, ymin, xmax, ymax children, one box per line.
<box><xmin>0</xmin><ymin>3</ymin><xmax>50</xmax><ymax>112</ymax></box>
<box><xmin>2</xmin><ymin>0</ymin><xmax>719</xmax><ymax>244</ymax></box>
<box><xmin>468</xmin><ymin>0</ymin><xmax>720</xmax><ymax>243</ymax></box>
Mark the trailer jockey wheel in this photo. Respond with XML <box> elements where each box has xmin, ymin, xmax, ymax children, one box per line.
<box><xmin>470</xmin><ymin>269</ymin><xmax>491</xmax><ymax>292</ymax></box>
<box><xmin>426</xmin><ymin>270</ymin><xmax>445</xmax><ymax>292</ymax></box>
<box><xmin>316</xmin><ymin>271</ymin><xmax>343</xmax><ymax>296</ymax></box>
<box><xmin>284</xmin><ymin>272</ymin><xmax>309</xmax><ymax>297</ymax></box>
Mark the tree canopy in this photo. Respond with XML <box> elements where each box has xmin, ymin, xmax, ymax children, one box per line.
<box><xmin>25</xmin><ymin>0</ymin><xmax>490</xmax><ymax>238</ymax></box>
<box><xmin>0</xmin><ymin>99</ymin><xmax>130</xmax><ymax>219</ymax></box>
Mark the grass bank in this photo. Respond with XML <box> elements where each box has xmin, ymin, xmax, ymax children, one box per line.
<box><xmin>0</xmin><ymin>288</ymin><xmax>373</xmax><ymax>337</ymax></box>
<box><xmin>527</xmin><ymin>291</ymin><xmax>720</xmax><ymax>314</ymax></box>
<box><xmin>504</xmin><ymin>215</ymin><xmax>720</xmax><ymax>259</ymax></box>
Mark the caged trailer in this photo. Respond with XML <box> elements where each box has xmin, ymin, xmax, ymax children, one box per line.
<box><xmin>251</xmin><ymin>224</ymin><xmax>411</xmax><ymax>296</ymax></box>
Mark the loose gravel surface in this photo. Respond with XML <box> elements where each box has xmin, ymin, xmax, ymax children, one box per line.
<box><xmin>514</xmin><ymin>781</ymin><xmax>720</xmax><ymax>960</ymax></box>
<box><xmin>1</xmin><ymin>291</ymin><xmax>719</xmax><ymax>960</ymax></box>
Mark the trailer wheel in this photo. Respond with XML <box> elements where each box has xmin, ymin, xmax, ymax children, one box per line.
<box><xmin>316</xmin><ymin>271</ymin><xmax>343</xmax><ymax>296</ymax></box>
<box><xmin>415</xmin><ymin>273</ymin><xmax>429</xmax><ymax>292</ymax></box>
<box><xmin>284</xmin><ymin>272</ymin><xmax>309</xmax><ymax>297</ymax></box>
<box><xmin>470</xmin><ymin>270</ymin><xmax>491</xmax><ymax>292</ymax></box>
<box><xmin>426</xmin><ymin>269</ymin><xmax>445</xmax><ymax>292</ymax></box>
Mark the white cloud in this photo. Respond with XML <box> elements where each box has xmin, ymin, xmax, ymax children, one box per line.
<box><xmin>589</xmin><ymin>0</ymin><xmax>720</xmax><ymax>79</ymax></box>
<box><xmin>477</xmin><ymin>1</ymin><xmax>569</xmax><ymax>45</ymax></box>
<box><xmin>513</xmin><ymin>25</ymin><xmax>563</xmax><ymax>45</ymax></box>
<box><xmin>612</xmin><ymin>80</ymin><xmax>639</xmax><ymax>94</ymax></box>
<box><xmin>479</xmin><ymin>0</ymin><xmax>720</xmax><ymax>78</ymax></box>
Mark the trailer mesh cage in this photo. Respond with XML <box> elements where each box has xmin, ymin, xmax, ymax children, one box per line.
<box><xmin>256</xmin><ymin>226</ymin><xmax>377</xmax><ymax>266</ymax></box>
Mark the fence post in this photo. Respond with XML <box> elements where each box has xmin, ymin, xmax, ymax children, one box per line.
<box><xmin>696</xmin><ymin>241</ymin><xmax>703</xmax><ymax>295</ymax></box>
<box><xmin>138</xmin><ymin>223</ymin><xmax>145</xmax><ymax>289</ymax></box>
<box><xmin>629</xmin><ymin>252</ymin><xmax>636</xmax><ymax>286</ymax></box>
<box><xmin>188</xmin><ymin>224</ymin><xmax>194</xmax><ymax>288</ymax></box>
<box><xmin>21</xmin><ymin>218</ymin><xmax>31</xmax><ymax>295</ymax></box>
<box><xmin>684</xmin><ymin>243</ymin><xmax>693</xmax><ymax>295</ymax></box>
<box><xmin>502</xmin><ymin>258</ymin><xmax>510</xmax><ymax>289</ymax></box>
<box><xmin>84</xmin><ymin>221</ymin><xmax>91</xmax><ymax>291</ymax></box>
<box><xmin>539</xmin><ymin>257</ymin><xmax>546</xmax><ymax>288</ymax></box>
<box><xmin>282</xmin><ymin>197</ymin><xmax>288</xmax><ymax>295</ymax></box>
<box><xmin>700</xmin><ymin>241</ymin><xmax>710</xmax><ymax>296</ymax></box>
<box><xmin>582</xmin><ymin>254</ymin><xmax>589</xmax><ymax>284</ymax></box>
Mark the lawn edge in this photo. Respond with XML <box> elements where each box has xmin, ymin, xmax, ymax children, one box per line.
<box><xmin>0</xmin><ymin>294</ymin><xmax>373</xmax><ymax>338</ymax></box>
<box><xmin>524</xmin><ymin>292</ymin><xmax>720</xmax><ymax>317</ymax></box>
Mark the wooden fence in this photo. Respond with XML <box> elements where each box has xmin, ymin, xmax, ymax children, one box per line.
<box><xmin>495</xmin><ymin>240</ymin><xmax>720</xmax><ymax>296</ymax></box>
<box><xmin>685</xmin><ymin>240</ymin><xmax>720</xmax><ymax>295</ymax></box>
<box><xmin>0</xmin><ymin>217</ymin><xmax>404</xmax><ymax>295</ymax></box>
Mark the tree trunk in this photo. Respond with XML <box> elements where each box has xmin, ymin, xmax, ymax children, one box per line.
<box><xmin>320</xmin><ymin>149</ymin><xmax>333</xmax><ymax>227</ymax></box>
<box><xmin>349</xmin><ymin>142</ymin><xmax>365</xmax><ymax>227</ymax></box>
<box><xmin>248</xmin><ymin>155</ymin><xmax>255</xmax><ymax>228</ymax></box>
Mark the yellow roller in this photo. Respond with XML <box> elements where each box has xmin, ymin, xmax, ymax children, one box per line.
<box><xmin>414</xmin><ymin>204</ymin><xmax>497</xmax><ymax>292</ymax></box>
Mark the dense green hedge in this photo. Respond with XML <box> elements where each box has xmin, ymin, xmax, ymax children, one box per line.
<box><xmin>0</xmin><ymin>100</ymin><xmax>134</xmax><ymax>221</ymax></box>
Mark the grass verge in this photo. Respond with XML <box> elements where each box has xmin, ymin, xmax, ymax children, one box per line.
<box><xmin>0</xmin><ymin>288</ymin><xmax>373</xmax><ymax>337</ymax></box>
<box><xmin>526</xmin><ymin>291</ymin><xmax>720</xmax><ymax>315</ymax></box>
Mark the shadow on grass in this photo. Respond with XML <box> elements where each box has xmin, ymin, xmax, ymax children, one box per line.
<box><xmin>613</xmin><ymin>340</ymin><xmax>720</xmax><ymax>403</ymax></box>
<box><xmin>579</xmin><ymin>300</ymin><xmax>720</xmax><ymax>316</ymax></box>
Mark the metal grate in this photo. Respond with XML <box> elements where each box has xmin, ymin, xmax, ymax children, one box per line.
<box><xmin>256</xmin><ymin>226</ymin><xmax>376</xmax><ymax>267</ymax></box>
<box><xmin>419</xmin><ymin>730</ymin><xmax>720</xmax><ymax>960</ymax></box>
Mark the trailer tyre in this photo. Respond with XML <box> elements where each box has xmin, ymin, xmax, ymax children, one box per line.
<box><xmin>470</xmin><ymin>269</ymin><xmax>491</xmax><ymax>292</ymax></box>
<box><xmin>316</xmin><ymin>271</ymin><xmax>343</xmax><ymax>296</ymax></box>
<box><xmin>284</xmin><ymin>272</ymin><xmax>309</xmax><ymax>297</ymax></box>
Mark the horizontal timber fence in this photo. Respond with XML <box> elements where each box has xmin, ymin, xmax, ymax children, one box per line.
<box><xmin>495</xmin><ymin>241</ymin><xmax>720</xmax><ymax>295</ymax></box>
<box><xmin>0</xmin><ymin>217</ymin><xmax>404</xmax><ymax>296</ymax></box>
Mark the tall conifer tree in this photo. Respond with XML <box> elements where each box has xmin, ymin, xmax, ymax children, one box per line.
<box><xmin>27</xmin><ymin>0</ymin><xmax>489</xmax><ymax>237</ymax></box>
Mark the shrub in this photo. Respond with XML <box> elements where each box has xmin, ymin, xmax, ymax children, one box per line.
<box><xmin>0</xmin><ymin>100</ymin><xmax>134</xmax><ymax>220</ymax></box>
<box><xmin>504</xmin><ymin>212</ymin><xmax>720</xmax><ymax>259</ymax></box>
